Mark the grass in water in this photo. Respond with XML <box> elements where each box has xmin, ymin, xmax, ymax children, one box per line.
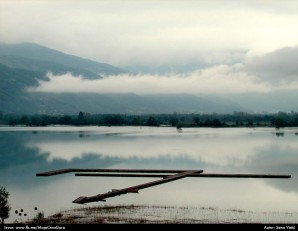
<box><xmin>22</xmin><ymin>204</ymin><xmax>298</xmax><ymax>224</ymax></box>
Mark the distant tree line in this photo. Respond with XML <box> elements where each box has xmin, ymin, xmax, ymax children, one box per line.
<box><xmin>0</xmin><ymin>111</ymin><xmax>298</xmax><ymax>128</ymax></box>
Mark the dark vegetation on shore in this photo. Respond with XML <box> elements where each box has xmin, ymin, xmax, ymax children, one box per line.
<box><xmin>1</xmin><ymin>111</ymin><xmax>298</xmax><ymax>128</ymax></box>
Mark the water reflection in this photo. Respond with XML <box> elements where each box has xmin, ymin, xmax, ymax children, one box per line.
<box><xmin>0</xmin><ymin>126</ymin><xmax>297</xmax><ymax>222</ymax></box>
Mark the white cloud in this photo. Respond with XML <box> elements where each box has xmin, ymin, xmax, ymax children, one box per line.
<box><xmin>245</xmin><ymin>46</ymin><xmax>298</xmax><ymax>84</ymax></box>
<box><xmin>1</xmin><ymin>0</ymin><xmax>297</xmax><ymax>67</ymax></box>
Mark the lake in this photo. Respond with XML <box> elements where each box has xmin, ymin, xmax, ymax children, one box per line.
<box><xmin>1</xmin><ymin>126</ymin><xmax>297</xmax><ymax>223</ymax></box>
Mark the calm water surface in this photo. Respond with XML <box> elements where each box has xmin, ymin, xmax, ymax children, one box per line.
<box><xmin>1</xmin><ymin>126</ymin><xmax>297</xmax><ymax>222</ymax></box>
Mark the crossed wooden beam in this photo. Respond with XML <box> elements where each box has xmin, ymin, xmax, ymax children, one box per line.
<box><xmin>36</xmin><ymin>168</ymin><xmax>291</xmax><ymax>204</ymax></box>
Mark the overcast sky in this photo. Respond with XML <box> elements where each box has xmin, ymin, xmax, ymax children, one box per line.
<box><xmin>1</xmin><ymin>0</ymin><xmax>298</xmax><ymax>94</ymax></box>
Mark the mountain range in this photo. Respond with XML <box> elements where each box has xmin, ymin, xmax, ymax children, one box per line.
<box><xmin>0</xmin><ymin>43</ymin><xmax>296</xmax><ymax>115</ymax></box>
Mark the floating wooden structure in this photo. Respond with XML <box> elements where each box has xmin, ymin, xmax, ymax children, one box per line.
<box><xmin>36</xmin><ymin>168</ymin><xmax>291</xmax><ymax>204</ymax></box>
<box><xmin>36</xmin><ymin>168</ymin><xmax>202</xmax><ymax>176</ymax></box>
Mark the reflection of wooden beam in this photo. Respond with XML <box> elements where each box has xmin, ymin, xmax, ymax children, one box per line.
<box><xmin>73</xmin><ymin>170</ymin><xmax>202</xmax><ymax>204</ymax></box>
<box><xmin>36</xmin><ymin>168</ymin><xmax>203</xmax><ymax>176</ymax></box>
<box><xmin>75</xmin><ymin>173</ymin><xmax>291</xmax><ymax>178</ymax></box>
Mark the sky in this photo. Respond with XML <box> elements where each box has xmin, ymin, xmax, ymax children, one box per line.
<box><xmin>1</xmin><ymin>0</ymin><xmax>298</xmax><ymax>95</ymax></box>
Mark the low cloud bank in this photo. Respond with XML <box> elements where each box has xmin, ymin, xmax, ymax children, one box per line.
<box><xmin>27</xmin><ymin>67</ymin><xmax>297</xmax><ymax>95</ymax></box>
<box><xmin>27</xmin><ymin>46</ymin><xmax>298</xmax><ymax>95</ymax></box>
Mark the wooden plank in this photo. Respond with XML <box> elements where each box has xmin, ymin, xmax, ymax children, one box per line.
<box><xmin>195</xmin><ymin>173</ymin><xmax>291</xmax><ymax>178</ymax></box>
<box><xmin>36</xmin><ymin>169</ymin><xmax>74</xmax><ymax>176</ymax></box>
<box><xmin>36</xmin><ymin>168</ymin><xmax>204</xmax><ymax>176</ymax></box>
<box><xmin>72</xmin><ymin>170</ymin><xmax>202</xmax><ymax>204</ymax></box>
<box><xmin>74</xmin><ymin>173</ymin><xmax>291</xmax><ymax>178</ymax></box>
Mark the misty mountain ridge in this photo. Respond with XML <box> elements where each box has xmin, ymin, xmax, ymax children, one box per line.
<box><xmin>0</xmin><ymin>43</ymin><xmax>297</xmax><ymax>114</ymax></box>
<box><xmin>0</xmin><ymin>43</ymin><xmax>127</xmax><ymax>78</ymax></box>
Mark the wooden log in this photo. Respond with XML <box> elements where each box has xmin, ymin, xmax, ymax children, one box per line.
<box><xmin>36</xmin><ymin>169</ymin><xmax>74</xmax><ymax>176</ymax></box>
<box><xmin>74</xmin><ymin>173</ymin><xmax>291</xmax><ymax>178</ymax></box>
<box><xmin>36</xmin><ymin>168</ymin><xmax>204</xmax><ymax>176</ymax></box>
<box><xmin>194</xmin><ymin>173</ymin><xmax>291</xmax><ymax>178</ymax></box>
<box><xmin>72</xmin><ymin>170</ymin><xmax>202</xmax><ymax>204</ymax></box>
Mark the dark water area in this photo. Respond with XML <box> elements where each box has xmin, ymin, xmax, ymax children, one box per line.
<box><xmin>1</xmin><ymin>126</ymin><xmax>297</xmax><ymax>223</ymax></box>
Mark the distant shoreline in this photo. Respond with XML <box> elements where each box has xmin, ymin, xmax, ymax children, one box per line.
<box><xmin>1</xmin><ymin>111</ymin><xmax>298</xmax><ymax>128</ymax></box>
